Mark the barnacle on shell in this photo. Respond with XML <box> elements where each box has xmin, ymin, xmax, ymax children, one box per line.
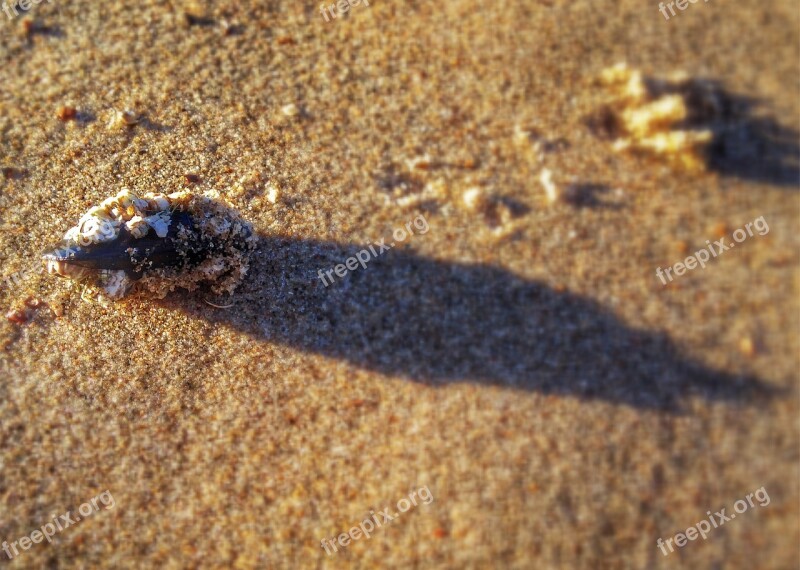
<box><xmin>42</xmin><ymin>189</ymin><xmax>256</xmax><ymax>301</ymax></box>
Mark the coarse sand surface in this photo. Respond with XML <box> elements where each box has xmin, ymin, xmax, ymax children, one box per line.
<box><xmin>0</xmin><ymin>0</ymin><xmax>798</xmax><ymax>567</ymax></box>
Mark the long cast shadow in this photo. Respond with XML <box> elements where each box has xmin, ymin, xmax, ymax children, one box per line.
<box><xmin>660</xmin><ymin>79</ymin><xmax>799</xmax><ymax>188</ymax></box>
<box><xmin>157</xmin><ymin>235</ymin><xmax>776</xmax><ymax>411</ymax></box>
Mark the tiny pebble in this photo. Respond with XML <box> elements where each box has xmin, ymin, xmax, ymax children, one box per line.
<box><xmin>121</xmin><ymin>110</ymin><xmax>140</xmax><ymax>125</ymax></box>
<box><xmin>20</xmin><ymin>18</ymin><xmax>34</xmax><ymax>36</ymax></box>
<box><xmin>462</xmin><ymin>187</ymin><xmax>486</xmax><ymax>212</ymax></box>
<box><xmin>57</xmin><ymin>106</ymin><xmax>77</xmax><ymax>121</ymax></box>
<box><xmin>49</xmin><ymin>302</ymin><xmax>64</xmax><ymax>318</ymax></box>
<box><xmin>738</xmin><ymin>337</ymin><xmax>756</xmax><ymax>357</ymax></box>
<box><xmin>281</xmin><ymin>103</ymin><xmax>299</xmax><ymax>117</ymax></box>
<box><xmin>709</xmin><ymin>222</ymin><xmax>728</xmax><ymax>239</ymax></box>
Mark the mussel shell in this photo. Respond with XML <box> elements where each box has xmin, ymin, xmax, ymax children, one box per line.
<box><xmin>42</xmin><ymin>211</ymin><xmax>210</xmax><ymax>278</ymax></box>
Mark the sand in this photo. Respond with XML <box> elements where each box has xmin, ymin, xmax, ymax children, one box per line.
<box><xmin>0</xmin><ymin>0</ymin><xmax>798</xmax><ymax>567</ymax></box>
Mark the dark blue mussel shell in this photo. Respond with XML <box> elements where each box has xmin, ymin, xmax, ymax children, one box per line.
<box><xmin>42</xmin><ymin>211</ymin><xmax>211</xmax><ymax>280</ymax></box>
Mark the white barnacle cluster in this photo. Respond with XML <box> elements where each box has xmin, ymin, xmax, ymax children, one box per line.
<box><xmin>190</xmin><ymin>194</ymin><xmax>249</xmax><ymax>242</ymax></box>
<box><xmin>63</xmin><ymin>188</ymin><xmax>177</xmax><ymax>245</ymax></box>
<box><xmin>597</xmin><ymin>63</ymin><xmax>715</xmax><ymax>170</ymax></box>
<box><xmin>99</xmin><ymin>269</ymin><xmax>132</xmax><ymax>301</ymax></box>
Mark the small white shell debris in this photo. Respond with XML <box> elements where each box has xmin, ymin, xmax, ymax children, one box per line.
<box><xmin>281</xmin><ymin>103</ymin><xmax>299</xmax><ymax>117</ymax></box>
<box><xmin>539</xmin><ymin>168</ymin><xmax>560</xmax><ymax>204</ymax></box>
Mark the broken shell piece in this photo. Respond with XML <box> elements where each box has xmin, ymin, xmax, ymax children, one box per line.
<box><xmin>539</xmin><ymin>168</ymin><xmax>560</xmax><ymax>204</ymax></box>
<box><xmin>620</xmin><ymin>95</ymin><xmax>687</xmax><ymax>138</ymax></box>
<box><xmin>108</xmin><ymin>109</ymin><xmax>140</xmax><ymax>130</ymax></box>
<box><xmin>593</xmin><ymin>63</ymin><xmax>716</xmax><ymax>170</ymax></box>
<box><xmin>599</xmin><ymin>63</ymin><xmax>647</xmax><ymax>104</ymax></box>
<box><xmin>405</xmin><ymin>155</ymin><xmax>433</xmax><ymax>171</ymax></box>
<box><xmin>43</xmin><ymin>189</ymin><xmax>256</xmax><ymax>301</ymax></box>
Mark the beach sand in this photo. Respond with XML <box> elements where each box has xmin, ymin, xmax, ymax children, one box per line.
<box><xmin>0</xmin><ymin>0</ymin><xmax>798</xmax><ymax>567</ymax></box>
